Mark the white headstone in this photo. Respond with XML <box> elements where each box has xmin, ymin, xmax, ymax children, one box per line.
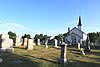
<box><xmin>45</xmin><ymin>39</ymin><xmax>48</xmax><ymax>48</ymax></box>
<box><xmin>37</xmin><ymin>39</ymin><xmax>40</xmax><ymax>45</ymax></box>
<box><xmin>78</xmin><ymin>43</ymin><xmax>80</xmax><ymax>49</ymax></box>
<box><xmin>27</xmin><ymin>39</ymin><xmax>34</xmax><ymax>50</ymax></box>
<box><xmin>23</xmin><ymin>38</ymin><xmax>28</xmax><ymax>46</ymax></box>
<box><xmin>15</xmin><ymin>36</ymin><xmax>21</xmax><ymax>47</ymax></box>
<box><xmin>54</xmin><ymin>39</ymin><xmax>58</xmax><ymax>48</ymax></box>
<box><xmin>0</xmin><ymin>34</ymin><xmax>14</xmax><ymax>53</ymax></box>
<box><xmin>2</xmin><ymin>34</ymin><xmax>9</xmax><ymax>39</ymax></box>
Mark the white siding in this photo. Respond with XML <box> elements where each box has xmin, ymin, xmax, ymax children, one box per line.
<box><xmin>66</xmin><ymin>34</ymin><xmax>82</xmax><ymax>45</ymax></box>
<box><xmin>65</xmin><ymin>27</ymin><xmax>88</xmax><ymax>45</ymax></box>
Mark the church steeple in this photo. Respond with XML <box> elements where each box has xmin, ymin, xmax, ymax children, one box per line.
<box><xmin>77</xmin><ymin>16</ymin><xmax>82</xmax><ymax>30</ymax></box>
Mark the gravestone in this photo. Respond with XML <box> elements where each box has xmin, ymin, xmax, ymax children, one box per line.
<box><xmin>0</xmin><ymin>34</ymin><xmax>14</xmax><ymax>53</ymax></box>
<box><xmin>60</xmin><ymin>42</ymin><xmax>67</xmax><ymax>63</ymax></box>
<box><xmin>45</xmin><ymin>39</ymin><xmax>48</xmax><ymax>48</ymax></box>
<box><xmin>26</xmin><ymin>39</ymin><xmax>33</xmax><ymax>50</ymax></box>
<box><xmin>32</xmin><ymin>38</ymin><xmax>36</xmax><ymax>45</ymax></box>
<box><xmin>37</xmin><ymin>39</ymin><xmax>40</xmax><ymax>45</ymax></box>
<box><xmin>78</xmin><ymin>43</ymin><xmax>81</xmax><ymax>49</ymax></box>
<box><xmin>54</xmin><ymin>39</ymin><xmax>58</xmax><ymax>48</ymax></box>
<box><xmin>78</xmin><ymin>40</ymin><xmax>81</xmax><ymax>49</ymax></box>
<box><xmin>85</xmin><ymin>36</ymin><xmax>91</xmax><ymax>52</ymax></box>
<box><xmin>2</xmin><ymin>34</ymin><xmax>9</xmax><ymax>39</ymax></box>
<box><xmin>80</xmin><ymin>48</ymin><xmax>85</xmax><ymax>55</ymax></box>
<box><xmin>23</xmin><ymin>38</ymin><xmax>28</xmax><ymax>46</ymax></box>
<box><xmin>20</xmin><ymin>38</ymin><xmax>23</xmax><ymax>46</ymax></box>
<box><xmin>15</xmin><ymin>36</ymin><xmax>21</xmax><ymax>47</ymax></box>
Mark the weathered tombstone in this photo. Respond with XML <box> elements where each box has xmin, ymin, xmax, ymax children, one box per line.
<box><xmin>79</xmin><ymin>39</ymin><xmax>86</xmax><ymax>55</ymax></box>
<box><xmin>78</xmin><ymin>43</ymin><xmax>81</xmax><ymax>49</ymax></box>
<box><xmin>23</xmin><ymin>38</ymin><xmax>28</xmax><ymax>46</ymax></box>
<box><xmin>37</xmin><ymin>39</ymin><xmax>40</xmax><ymax>45</ymax></box>
<box><xmin>15</xmin><ymin>36</ymin><xmax>21</xmax><ymax>47</ymax></box>
<box><xmin>54</xmin><ymin>39</ymin><xmax>58</xmax><ymax>48</ymax></box>
<box><xmin>45</xmin><ymin>39</ymin><xmax>48</xmax><ymax>48</ymax></box>
<box><xmin>78</xmin><ymin>40</ymin><xmax>81</xmax><ymax>49</ymax></box>
<box><xmin>0</xmin><ymin>34</ymin><xmax>14</xmax><ymax>53</ymax></box>
<box><xmin>2</xmin><ymin>34</ymin><xmax>9</xmax><ymax>39</ymax></box>
<box><xmin>20</xmin><ymin>38</ymin><xmax>23</xmax><ymax>46</ymax></box>
<box><xmin>85</xmin><ymin>36</ymin><xmax>91</xmax><ymax>52</ymax></box>
<box><xmin>80</xmin><ymin>48</ymin><xmax>85</xmax><ymax>55</ymax></box>
<box><xmin>32</xmin><ymin>38</ymin><xmax>36</xmax><ymax>45</ymax></box>
<box><xmin>26</xmin><ymin>39</ymin><xmax>33</xmax><ymax>50</ymax></box>
<box><xmin>60</xmin><ymin>42</ymin><xmax>67</xmax><ymax>63</ymax></box>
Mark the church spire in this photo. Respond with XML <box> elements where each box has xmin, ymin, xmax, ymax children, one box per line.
<box><xmin>77</xmin><ymin>16</ymin><xmax>82</xmax><ymax>30</ymax></box>
<box><xmin>77</xmin><ymin>16</ymin><xmax>82</xmax><ymax>26</ymax></box>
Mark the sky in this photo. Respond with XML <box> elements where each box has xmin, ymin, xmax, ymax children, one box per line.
<box><xmin>0</xmin><ymin>0</ymin><xmax>100</xmax><ymax>37</ymax></box>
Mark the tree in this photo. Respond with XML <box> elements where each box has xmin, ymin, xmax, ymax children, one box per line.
<box><xmin>34</xmin><ymin>34</ymin><xmax>40</xmax><ymax>40</ymax></box>
<box><xmin>8</xmin><ymin>31</ymin><xmax>16</xmax><ymax>39</ymax></box>
<box><xmin>54</xmin><ymin>34</ymin><xmax>64</xmax><ymax>42</ymax></box>
<box><xmin>43</xmin><ymin>35</ymin><xmax>48</xmax><ymax>40</ymax></box>
<box><xmin>39</xmin><ymin>34</ymin><xmax>44</xmax><ymax>41</ymax></box>
<box><xmin>88</xmin><ymin>32</ymin><xmax>100</xmax><ymax>45</ymax></box>
<box><xmin>22</xmin><ymin>34</ymin><xmax>31</xmax><ymax>39</ymax></box>
<box><xmin>88</xmin><ymin>32</ymin><xmax>96</xmax><ymax>43</ymax></box>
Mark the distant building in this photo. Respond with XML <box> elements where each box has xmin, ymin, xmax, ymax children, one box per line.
<box><xmin>65</xmin><ymin>16</ymin><xmax>87</xmax><ymax>45</ymax></box>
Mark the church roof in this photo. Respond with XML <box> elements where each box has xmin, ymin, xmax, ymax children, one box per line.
<box><xmin>72</xmin><ymin>32</ymin><xmax>83</xmax><ymax>38</ymax></box>
<box><xmin>69</xmin><ymin>27</ymin><xmax>87</xmax><ymax>35</ymax></box>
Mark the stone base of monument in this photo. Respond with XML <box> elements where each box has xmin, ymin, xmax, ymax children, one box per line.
<box><xmin>23</xmin><ymin>43</ymin><xmax>27</xmax><ymax>47</ymax></box>
<box><xmin>15</xmin><ymin>43</ymin><xmax>22</xmax><ymax>47</ymax></box>
<box><xmin>0</xmin><ymin>48</ymin><xmax>14</xmax><ymax>53</ymax></box>
<box><xmin>53</xmin><ymin>46</ymin><xmax>58</xmax><ymax>48</ymax></box>
<box><xmin>37</xmin><ymin>43</ymin><xmax>40</xmax><ymax>46</ymax></box>
<box><xmin>26</xmin><ymin>46</ymin><xmax>33</xmax><ymax>50</ymax></box>
<box><xmin>45</xmin><ymin>45</ymin><xmax>48</xmax><ymax>49</ymax></box>
<box><xmin>59</xmin><ymin>58</ymin><xmax>67</xmax><ymax>63</ymax></box>
<box><xmin>33</xmin><ymin>43</ymin><xmax>36</xmax><ymax>45</ymax></box>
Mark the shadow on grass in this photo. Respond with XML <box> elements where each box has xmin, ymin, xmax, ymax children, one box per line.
<box><xmin>14</xmin><ymin>46</ymin><xmax>26</xmax><ymax>50</ymax></box>
<box><xmin>0</xmin><ymin>52</ymin><xmax>41</xmax><ymax>67</ymax></box>
<box><xmin>90</xmin><ymin>50</ymin><xmax>100</xmax><ymax>56</ymax></box>
<box><xmin>68</xmin><ymin>47</ymin><xmax>80</xmax><ymax>53</ymax></box>
<box><xmin>66</xmin><ymin>60</ymin><xmax>100</xmax><ymax>67</ymax></box>
<box><xmin>0</xmin><ymin>50</ymin><xmax>100</xmax><ymax>67</ymax></box>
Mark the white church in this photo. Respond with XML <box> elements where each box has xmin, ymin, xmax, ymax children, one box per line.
<box><xmin>65</xmin><ymin>16</ymin><xmax>88</xmax><ymax>45</ymax></box>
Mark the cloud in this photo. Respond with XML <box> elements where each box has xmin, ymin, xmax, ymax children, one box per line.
<box><xmin>0</xmin><ymin>23</ymin><xmax>31</xmax><ymax>36</ymax></box>
<box><xmin>0</xmin><ymin>23</ymin><xmax>53</xmax><ymax>37</ymax></box>
<box><xmin>0</xmin><ymin>22</ymin><xmax>67</xmax><ymax>37</ymax></box>
<box><xmin>5</xmin><ymin>23</ymin><xmax>26</xmax><ymax>29</ymax></box>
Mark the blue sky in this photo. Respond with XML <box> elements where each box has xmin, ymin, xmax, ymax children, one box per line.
<box><xmin>0</xmin><ymin>0</ymin><xmax>100</xmax><ymax>37</ymax></box>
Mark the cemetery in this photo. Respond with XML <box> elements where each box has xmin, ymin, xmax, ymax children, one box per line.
<box><xmin>0</xmin><ymin>0</ymin><xmax>100</xmax><ymax>67</ymax></box>
<box><xmin>0</xmin><ymin>17</ymin><xmax>100</xmax><ymax>67</ymax></box>
<box><xmin>0</xmin><ymin>32</ymin><xmax>100</xmax><ymax>67</ymax></box>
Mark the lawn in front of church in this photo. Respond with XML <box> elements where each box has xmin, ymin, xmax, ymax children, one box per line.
<box><xmin>0</xmin><ymin>45</ymin><xmax>100</xmax><ymax>67</ymax></box>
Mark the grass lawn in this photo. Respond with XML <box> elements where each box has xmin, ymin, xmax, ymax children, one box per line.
<box><xmin>0</xmin><ymin>45</ymin><xmax>100</xmax><ymax>67</ymax></box>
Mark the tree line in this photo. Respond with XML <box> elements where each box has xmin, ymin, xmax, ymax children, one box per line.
<box><xmin>1</xmin><ymin>31</ymin><xmax>100</xmax><ymax>45</ymax></box>
<box><xmin>88</xmin><ymin>32</ymin><xmax>100</xmax><ymax>44</ymax></box>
